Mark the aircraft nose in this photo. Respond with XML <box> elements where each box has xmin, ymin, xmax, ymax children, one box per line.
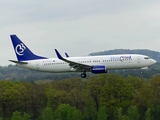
<box><xmin>151</xmin><ymin>59</ymin><xmax>157</xmax><ymax>65</ymax></box>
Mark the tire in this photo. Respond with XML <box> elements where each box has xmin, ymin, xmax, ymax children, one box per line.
<box><xmin>81</xmin><ymin>73</ymin><xmax>87</xmax><ymax>78</ymax></box>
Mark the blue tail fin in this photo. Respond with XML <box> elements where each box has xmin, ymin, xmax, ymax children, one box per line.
<box><xmin>10</xmin><ymin>35</ymin><xmax>47</xmax><ymax>61</ymax></box>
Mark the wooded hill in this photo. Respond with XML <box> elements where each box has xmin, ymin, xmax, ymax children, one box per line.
<box><xmin>89</xmin><ymin>49</ymin><xmax>160</xmax><ymax>62</ymax></box>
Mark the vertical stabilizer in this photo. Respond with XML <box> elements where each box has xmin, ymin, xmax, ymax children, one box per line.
<box><xmin>10</xmin><ymin>35</ymin><xmax>47</xmax><ymax>61</ymax></box>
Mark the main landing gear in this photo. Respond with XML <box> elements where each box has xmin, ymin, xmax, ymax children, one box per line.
<box><xmin>81</xmin><ymin>72</ymin><xmax>87</xmax><ymax>78</ymax></box>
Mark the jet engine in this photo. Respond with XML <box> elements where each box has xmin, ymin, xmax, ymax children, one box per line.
<box><xmin>91</xmin><ymin>65</ymin><xmax>107</xmax><ymax>74</ymax></box>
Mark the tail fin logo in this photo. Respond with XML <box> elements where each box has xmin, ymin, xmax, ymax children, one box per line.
<box><xmin>15</xmin><ymin>43</ymin><xmax>26</xmax><ymax>56</ymax></box>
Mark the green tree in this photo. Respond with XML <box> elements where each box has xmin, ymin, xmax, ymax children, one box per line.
<box><xmin>11</xmin><ymin>111</ymin><xmax>22</xmax><ymax>120</ymax></box>
<box><xmin>30</xmin><ymin>84</ymin><xmax>46</xmax><ymax>119</ymax></box>
<box><xmin>82</xmin><ymin>92</ymin><xmax>97</xmax><ymax>120</ymax></box>
<box><xmin>122</xmin><ymin>115</ymin><xmax>130</xmax><ymax>120</ymax></box>
<box><xmin>54</xmin><ymin>104</ymin><xmax>70</xmax><ymax>120</ymax></box>
<box><xmin>127</xmin><ymin>106</ymin><xmax>139</xmax><ymax>120</ymax></box>
<box><xmin>98</xmin><ymin>106</ymin><xmax>107</xmax><ymax>120</ymax></box>
<box><xmin>150</xmin><ymin>76</ymin><xmax>160</xmax><ymax>104</ymax></box>
<box><xmin>23</xmin><ymin>112</ymin><xmax>31</xmax><ymax>120</ymax></box>
<box><xmin>87</xmin><ymin>75</ymin><xmax>106</xmax><ymax>111</ymax></box>
<box><xmin>150</xmin><ymin>105</ymin><xmax>160</xmax><ymax>120</ymax></box>
<box><xmin>67</xmin><ymin>107</ymin><xmax>82</xmax><ymax>120</ymax></box>
<box><xmin>145</xmin><ymin>108</ymin><xmax>151</xmax><ymax>120</ymax></box>
<box><xmin>100</xmin><ymin>74</ymin><xmax>134</xmax><ymax>110</ymax></box>
<box><xmin>133</xmin><ymin>81</ymin><xmax>151</xmax><ymax>117</ymax></box>
<box><xmin>117</xmin><ymin>107</ymin><xmax>123</xmax><ymax>120</ymax></box>
<box><xmin>42</xmin><ymin>107</ymin><xmax>54</xmax><ymax>120</ymax></box>
<box><xmin>68</xmin><ymin>78</ymin><xmax>85</xmax><ymax>110</ymax></box>
<box><xmin>126</xmin><ymin>76</ymin><xmax>143</xmax><ymax>90</ymax></box>
<box><xmin>46</xmin><ymin>86</ymin><xmax>68</xmax><ymax>111</ymax></box>
<box><xmin>107</xmin><ymin>106</ymin><xmax>117</xmax><ymax>120</ymax></box>
<box><xmin>0</xmin><ymin>81</ymin><xmax>29</xmax><ymax>118</ymax></box>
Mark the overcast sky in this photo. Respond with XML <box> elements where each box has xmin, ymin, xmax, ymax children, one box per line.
<box><xmin>1</xmin><ymin>0</ymin><xmax>160</xmax><ymax>66</ymax></box>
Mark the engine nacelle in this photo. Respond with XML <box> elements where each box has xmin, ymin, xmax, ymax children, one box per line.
<box><xmin>91</xmin><ymin>66</ymin><xmax>107</xmax><ymax>74</ymax></box>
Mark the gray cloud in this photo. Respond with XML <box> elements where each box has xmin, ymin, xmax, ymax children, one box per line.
<box><xmin>0</xmin><ymin>0</ymin><xmax>160</xmax><ymax>65</ymax></box>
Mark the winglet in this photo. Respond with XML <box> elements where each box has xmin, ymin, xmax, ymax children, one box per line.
<box><xmin>55</xmin><ymin>49</ymin><xmax>63</xmax><ymax>59</ymax></box>
<box><xmin>65</xmin><ymin>52</ymin><xmax>69</xmax><ymax>57</ymax></box>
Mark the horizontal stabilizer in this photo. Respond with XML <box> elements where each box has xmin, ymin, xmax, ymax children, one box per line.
<box><xmin>9</xmin><ymin>60</ymin><xmax>28</xmax><ymax>64</ymax></box>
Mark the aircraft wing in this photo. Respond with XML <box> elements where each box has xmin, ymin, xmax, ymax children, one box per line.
<box><xmin>55</xmin><ymin>49</ymin><xmax>91</xmax><ymax>71</ymax></box>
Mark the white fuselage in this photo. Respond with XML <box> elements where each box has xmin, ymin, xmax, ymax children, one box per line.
<box><xmin>16</xmin><ymin>54</ymin><xmax>156</xmax><ymax>73</ymax></box>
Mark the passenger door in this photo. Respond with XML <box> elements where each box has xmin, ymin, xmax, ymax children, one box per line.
<box><xmin>137</xmin><ymin>56</ymin><xmax>141</xmax><ymax>63</ymax></box>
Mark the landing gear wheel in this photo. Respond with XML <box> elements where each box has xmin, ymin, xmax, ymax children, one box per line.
<box><xmin>81</xmin><ymin>73</ymin><xmax>87</xmax><ymax>78</ymax></box>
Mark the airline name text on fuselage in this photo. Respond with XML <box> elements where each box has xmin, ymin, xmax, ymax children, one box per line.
<box><xmin>110</xmin><ymin>56</ymin><xmax>131</xmax><ymax>62</ymax></box>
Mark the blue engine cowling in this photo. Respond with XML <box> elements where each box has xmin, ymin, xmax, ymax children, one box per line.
<box><xmin>91</xmin><ymin>66</ymin><xmax>107</xmax><ymax>74</ymax></box>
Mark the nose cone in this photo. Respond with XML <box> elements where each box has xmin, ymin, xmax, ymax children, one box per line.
<box><xmin>151</xmin><ymin>59</ymin><xmax>157</xmax><ymax>65</ymax></box>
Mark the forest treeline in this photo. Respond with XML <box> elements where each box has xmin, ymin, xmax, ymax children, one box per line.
<box><xmin>0</xmin><ymin>74</ymin><xmax>160</xmax><ymax>120</ymax></box>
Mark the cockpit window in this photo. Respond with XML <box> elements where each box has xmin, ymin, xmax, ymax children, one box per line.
<box><xmin>144</xmin><ymin>57</ymin><xmax>149</xmax><ymax>59</ymax></box>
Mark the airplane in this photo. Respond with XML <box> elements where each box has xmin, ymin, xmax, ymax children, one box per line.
<box><xmin>9</xmin><ymin>35</ymin><xmax>157</xmax><ymax>78</ymax></box>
